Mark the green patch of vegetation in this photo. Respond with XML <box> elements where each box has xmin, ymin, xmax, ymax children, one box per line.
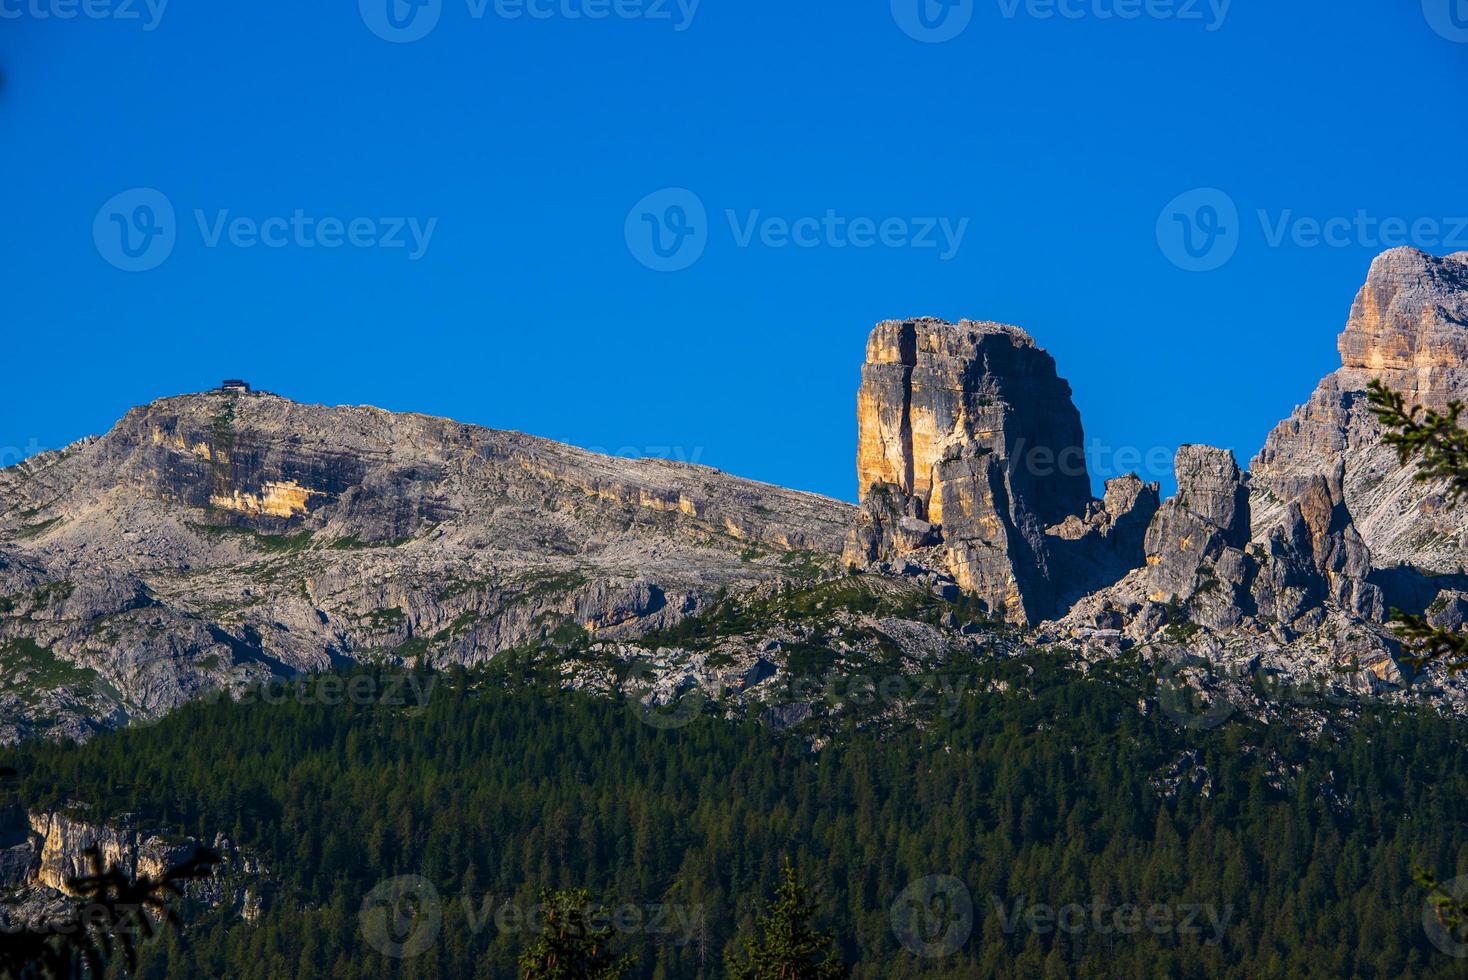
<box><xmin>0</xmin><ymin>639</ymin><xmax>102</xmax><ymax>704</ymax></box>
<box><xmin>326</xmin><ymin>535</ymin><xmax>414</xmax><ymax>550</ymax></box>
<box><xmin>635</xmin><ymin>575</ymin><xmax>1000</xmax><ymax>656</ymax></box>
<box><xmin>13</xmin><ymin>517</ymin><xmax>61</xmax><ymax>540</ymax></box>
<box><xmin>362</xmin><ymin>607</ymin><xmax>406</xmax><ymax>630</ymax></box>
<box><xmin>31</xmin><ymin>581</ymin><xmax>74</xmax><ymax>606</ymax></box>
<box><xmin>510</xmin><ymin>570</ymin><xmax>588</xmax><ymax>604</ymax></box>
<box><xmin>778</xmin><ymin>548</ymin><xmax>834</xmax><ymax>581</ymax></box>
<box><xmin>189</xmin><ymin>522</ymin><xmax>315</xmax><ymax>554</ymax></box>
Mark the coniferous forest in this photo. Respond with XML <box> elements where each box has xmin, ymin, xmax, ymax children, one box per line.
<box><xmin>4</xmin><ymin>653</ymin><xmax>1468</xmax><ymax>979</ymax></box>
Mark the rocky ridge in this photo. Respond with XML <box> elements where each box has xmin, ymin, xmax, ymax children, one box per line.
<box><xmin>0</xmin><ymin>394</ymin><xmax>853</xmax><ymax>742</ymax></box>
<box><xmin>0</xmin><ymin>804</ymin><xmax>264</xmax><ymax>929</ymax></box>
<box><xmin>1253</xmin><ymin>248</ymin><xmax>1468</xmax><ymax>573</ymax></box>
<box><xmin>2</xmin><ymin>248</ymin><xmax>1468</xmax><ymax>742</ymax></box>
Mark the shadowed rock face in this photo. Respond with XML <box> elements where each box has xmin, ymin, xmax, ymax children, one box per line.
<box><xmin>845</xmin><ymin>318</ymin><xmax>1149</xmax><ymax>624</ymax></box>
<box><xmin>1253</xmin><ymin>248</ymin><xmax>1468</xmax><ymax>573</ymax></box>
<box><xmin>0</xmin><ymin>392</ymin><xmax>855</xmax><ymax>743</ymax></box>
<box><xmin>854</xmin><ymin>318</ymin><xmax>1091</xmax><ymax>525</ymax></box>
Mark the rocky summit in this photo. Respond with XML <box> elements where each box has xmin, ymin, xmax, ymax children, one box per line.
<box><xmin>1254</xmin><ymin>248</ymin><xmax>1468</xmax><ymax>573</ymax></box>
<box><xmin>843</xmin><ymin>318</ymin><xmax>1154</xmax><ymax>625</ymax></box>
<box><xmin>0</xmin><ymin>394</ymin><xmax>852</xmax><ymax>742</ymax></box>
<box><xmin>5</xmin><ymin>247</ymin><xmax>1468</xmax><ymax>743</ymax></box>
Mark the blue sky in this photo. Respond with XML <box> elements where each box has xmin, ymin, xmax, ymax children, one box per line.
<box><xmin>2</xmin><ymin>0</ymin><xmax>1466</xmax><ymax>500</ymax></box>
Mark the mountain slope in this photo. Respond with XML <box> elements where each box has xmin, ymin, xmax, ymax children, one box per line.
<box><xmin>0</xmin><ymin>391</ymin><xmax>853</xmax><ymax>742</ymax></box>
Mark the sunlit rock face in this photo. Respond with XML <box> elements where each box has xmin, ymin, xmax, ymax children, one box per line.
<box><xmin>846</xmin><ymin>318</ymin><xmax>1108</xmax><ymax>624</ymax></box>
<box><xmin>1253</xmin><ymin>248</ymin><xmax>1468</xmax><ymax>573</ymax></box>
<box><xmin>0</xmin><ymin>389</ymin><xmax>857</xmax><ymax>744</ymax></box>
<box><xmin>854</xmin><ymin>318</ymin><xmax>1091</xmax><ymax>524</ymax></box>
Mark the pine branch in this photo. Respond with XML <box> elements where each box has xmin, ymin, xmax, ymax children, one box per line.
<box><xmin>1367</xmin><ymin>380</ymin><xmax>1468</xmax><ymax>501</ymax></box>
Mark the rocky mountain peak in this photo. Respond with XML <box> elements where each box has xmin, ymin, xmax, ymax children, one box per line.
<box><xmin>1336</xmin><ymin>246</ymin><xmax>1468</xmax><ymax>405</ymax></box>
<box><xmin>846</xmin><ymin>317</ymin><xmax>1141</xmax><ymax>624</ymax></box>
<box><xmin>1254</xmin><ymin>247</ymin><xmax>1468</xmax><ymax>572</ymax></box>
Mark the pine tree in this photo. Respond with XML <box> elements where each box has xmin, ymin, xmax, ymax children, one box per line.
<box><xmin>725</xmin><ymin>859</ymin><xmax>849</xmax><ymax>980</ymax></box>
<box><xmin>516</xmin><ymin>888</ymin><xmax>633</xmax><ymax>980</ymax></box>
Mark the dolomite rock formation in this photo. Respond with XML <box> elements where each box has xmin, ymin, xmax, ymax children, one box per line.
<box><xmin>5</xmin><ymin>247</ymin><xmax>1468</xmax><ymax>744</ymax></box>
<box><xmin>0</xmin><ymin>391</ymin><xmax>855</xmax><ymax>743</ymax></box>
<box><xmin>0</xmin><ymin>805</ymin><xmax>264</xmax><ymax>926</ymax></box>
<box><xmin>1253</xmin><ymin>247</ymin><xmax>1468</xmax><ymax>574</ymax></box>
<box><xmin>1058</xmin><ymin>443</ymin><xmax>1397</xmax><ymax>688</ymax></box>
<box><xmin>844</xmin><ymin>318</ymin><xmax>1152</xmax><ymax>623</ymax></box>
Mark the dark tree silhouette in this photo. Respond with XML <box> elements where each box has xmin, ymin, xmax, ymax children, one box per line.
<box><xmin>0</xmin><ymin>845</ymin><xmax>219</xmax><ymax>980</ymax></box>
<box><xmin>725</xmin><ymin>860</ymin><xmax>848</xmax><ymax>980</ymax></box>
<box><xmin>516</xmin><ymin>888</ymin><xmax>632</xmax><ymax>980</ymax></box>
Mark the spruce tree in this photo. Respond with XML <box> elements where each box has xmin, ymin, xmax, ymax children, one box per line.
<box><xmin>516</xmin><ymin>888</ymin><xmax>632</xmax><ymax>980</ymax></box>
<box><xmin>725</xmin><ymin>859</ymin><xmax>849</xmax><ymax>980</ymax></box>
